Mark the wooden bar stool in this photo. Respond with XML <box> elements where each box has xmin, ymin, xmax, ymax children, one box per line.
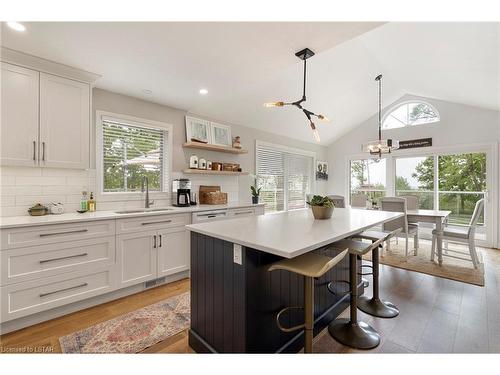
<box><xmin>352</xmin><ymin>229</ymin><xmax>401</xmax><ymax>318</ymax></box>
<box><xmin>327</xmin><ymin>238</ymin><xmax>384</xmax><ymax>350</ymax></box>
<box><xmin>268</xmin><ymin>249</ymin><xmax>348</xmax><ymax>353</ymax></box>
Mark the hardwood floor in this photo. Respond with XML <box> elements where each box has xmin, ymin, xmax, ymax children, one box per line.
<box><xmin>1</xmin><ymin>246</ymin><xmax>499</xmax><ymax>354</ymax></box>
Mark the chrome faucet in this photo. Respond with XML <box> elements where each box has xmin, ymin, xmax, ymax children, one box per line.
<box><xmin>141</xmin><ymin>176</ymin><xmax>154</xmax><ymax>208</ymax></box>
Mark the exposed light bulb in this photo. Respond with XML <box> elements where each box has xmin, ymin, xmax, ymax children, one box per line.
<box><xmin>7</xmin><ymin>22</ymin><xmax>26</xmax><ymax>32</ymax></box>
<box><xmin>317</xmin><ymin>114</ymin><xmax>330</xmax><ymax>122</ymax></box>
<box><xmin>310</xmin><ymin>121</ymin><xmax>320</xmax><ymax>143</ymax></box>
<box><xmin>264</xmin><ymin>101</ymin><xmax>284</xmax><ymax>108</ymax></box>
<box><xmin>199</xmin><ymin>88</ymin><xmax>208</xmax><ymax>95</ymax></box>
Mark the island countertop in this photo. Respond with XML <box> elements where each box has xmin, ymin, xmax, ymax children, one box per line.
<box><xmin>186</xmin><ymin>207</ymin><xmax>403</xmax><ymax>258</ymax></box>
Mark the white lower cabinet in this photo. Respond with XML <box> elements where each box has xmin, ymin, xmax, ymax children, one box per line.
<box><xmin>116</xmin><ymin>230</ymin><xmax>157</xmax><ymax>288</ymax></box>
<box><xmin>157</xmin><ymin>227</ymin><xmax>190</xmax><ymax>277</ymax></box>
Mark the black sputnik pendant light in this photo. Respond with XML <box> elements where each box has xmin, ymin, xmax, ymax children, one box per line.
<box><xmin>264</xmin><ymin>48</ymin><xmax>329</xmax><ymax>143</ymax></box>
<box><xmin>362</xmin><ymin>74</ymin><xmax>399</xmax><ymax>157</ymax></box>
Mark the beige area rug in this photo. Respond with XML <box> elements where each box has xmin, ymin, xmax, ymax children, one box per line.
<box><xmin>364</xmin><ymin>239</ymin><xmax>485</xmax><ymax>286</ymax></box>
<box><xmin>59</xmin><ymin>292</ymin><xmax>190</xmax><ymax>353</ymax></box>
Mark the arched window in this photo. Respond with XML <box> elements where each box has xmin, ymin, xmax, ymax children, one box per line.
<box><xmin>382</xmin><ymin>101</ymin><xmax>440</xmax><ymax>130</ymax></box>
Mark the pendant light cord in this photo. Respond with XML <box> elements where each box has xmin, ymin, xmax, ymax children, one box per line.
<box><xmin>378</xmin><ymin>76</ymin><xmax>382</xmax><ymax>142</ymax></box>
<box><xmin>302</xmin><ymin>58</ymin><xmax>307</xmax><ymax>100</ymax></box>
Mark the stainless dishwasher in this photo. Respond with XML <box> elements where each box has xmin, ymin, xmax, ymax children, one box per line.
<box><xmin>191</xmin><ymin>209</ymin><xmax>229</xmax><ymax>223</ymax></box>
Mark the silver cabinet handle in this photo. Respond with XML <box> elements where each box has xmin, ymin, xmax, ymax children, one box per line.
<box><xmin>39</xmin><ymin>283</ymin><xmax>88</xmax><ymax>298</ymax></box>
<box><xmin>39</xmin><ymin>253</ymin><xmax>88</xmax><ymax>264</ymax></box>
<box><xmin>42</xmin><ymin>142</ymin><xmax>45</xmax><ymax>161</ymax></box>
<box><xmin>153</xmin><ymin>235</ymin><xmax>157</xmax><ymax>248</ymax></box>
<box><xmin>198</xmin><ymin>212</ymin><xmax>225</xmax><ymax>217</ymax></box>
<box><xmin>234</xmin><ymin>211</ymin><xmax>253</xmax><ymax>215</ymax></box>
<box><xmin>159</xmin><ymin>235</ymin><xmax>162</xmax><ymax>248</ymax></box>
<box><xmin>39</xmin><ymin>229</ymin><xmax>88</xmax><ymax>237</ymax></box>
<box><xmin>141</xmin><ymin>220</ymin><xmax>172</xmax><ymax>226</ymax></box>
<box><xmin>207</xmin><ymin>215</ymin><xmax>217</xmax><ymax>218</ymax></box>
<box><xmin>33</xmin><ymin>141</ymin><xmax>36</xmax><ymax>161</ymax></box>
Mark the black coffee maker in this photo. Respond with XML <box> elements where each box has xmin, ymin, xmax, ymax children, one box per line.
<box><xmin>172</xmin><ymin>179</ymin><xmax>191</xmax><ymax>207</ymax></box>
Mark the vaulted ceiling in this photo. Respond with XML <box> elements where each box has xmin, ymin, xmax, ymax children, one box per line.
<box><xmin>2</xmin><ymin>22</ymin><xmax>498</xmax><ymax>145</ymax></box>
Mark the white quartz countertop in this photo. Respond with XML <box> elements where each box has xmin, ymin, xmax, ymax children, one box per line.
<box><xmin>0</xmin><ymin>202</ymin><xmax>265</xmax><ymax>229</ymax></box>
<box><xmin>186</xmin><ymin>208</ymin><xmax>403</xmax><ymax>259</ymax></box>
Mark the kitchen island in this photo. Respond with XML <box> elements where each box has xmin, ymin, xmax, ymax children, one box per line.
<box><xmin>186</xmin><ymin>208</ymin><xmax>403</xmax><ymax>353</ymax></box>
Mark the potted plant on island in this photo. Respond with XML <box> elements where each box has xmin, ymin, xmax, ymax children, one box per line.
<box><xmin>307</xmin><ymin>195</ymin><xmax>335</xmax><ymax>219</ymax></box>
<box><xmin>250</xmin><ymin>185</ymin><xmax>261</xmax><ymax>204</ymax></box>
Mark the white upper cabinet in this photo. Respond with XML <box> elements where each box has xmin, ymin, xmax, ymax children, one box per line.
<box><xmin>0</xmin><ymin>63</ymin><xmax>40</xmax><ymax>167</ymax></box>
<box><xmin>0</xmin><ymin>60</ymin><xmax>92</xmax><ymax>169</ymax></box>
<box><xmin>39</xmin><ymin>73</ymin><xmax>90</xmax><ymax>169</ymax></box>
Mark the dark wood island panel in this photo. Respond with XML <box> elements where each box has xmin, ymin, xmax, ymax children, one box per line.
<box><xmin>189</xmin><ymin>232</ymin><xmax>363</xmax><ymax>353</ymax></box>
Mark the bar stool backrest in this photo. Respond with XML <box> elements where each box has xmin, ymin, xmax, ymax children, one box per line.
<box><xmin>351</xmin><ymin>193</ymin><xmax>367</xmax><ymax>208</ymax></box>
<box><xmin>328</xmin><ymin>195</ymin><xmax>346</xmax><ymax>208</ymax></box>
<box><xmin>398</xmin><ymin>195</ymin><xmax>419</xmax><ymax>210</ymax></box>
<box><xmin>467</xmin><ymin>198</ymin><xmax>485</xmax><ymax>238</ymax></box>
<box><xmin>380</xmin><ymin>197</ymin><xmax>409</xmax><ymax>234</ymax></box>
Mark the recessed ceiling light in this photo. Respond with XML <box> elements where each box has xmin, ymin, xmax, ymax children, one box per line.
<box><xmin>6</xmin><ymin>22</ymin><xmax>26</xmax><ymax>32</ymax></box>
<box><xmin>199</xmin><ymin>88</ymin><xmax>208</xmax><ymax>95</ymax></box>
<box><xmin>142</xmin><ymin>89</ymin><xmax>152</xmax><ymax>95</ymax></box>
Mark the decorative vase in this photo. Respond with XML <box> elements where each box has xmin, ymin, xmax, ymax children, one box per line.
<box><xmin>311</xmin><ymin>205</ymin><xmax>334</xmax><ymax>220</ymax></box>
<box><xmin>252</xmin><ymin>196</ymin><xmax>259</xmax><ymax>204</ymax></box>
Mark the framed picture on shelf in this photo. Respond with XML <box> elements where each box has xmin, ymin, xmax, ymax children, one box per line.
<box><xmin>316</xmin><ymin>161</ymin><xmax>328</xmax><ymax>181</ymax></box>
<box><xmin>210</xmin><ymin>122</ymin><xmax>232</xmax><ymax>146</ymax></box>
<box><xmin>185</xmin><ymin>116</ymin><xmax>211</xmax><ymax>143</ymax></box>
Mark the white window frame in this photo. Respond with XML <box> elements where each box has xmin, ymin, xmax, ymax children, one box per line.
<box><xmin>96</xmin><ymin>110</ymin><xmax>173</xmax><ymax>200</ymax></box>
<box><xmin>382</xmin><ymin>100</ymin><xmax>440</xmax><ymax>130</ymax></box>
<box><xmin>345</xmin><ymin>142</ymin><xmax>498</xmax><ymax>248</ymax></box>
<box><xmin>255</xmin><ymin>140</ymin><xmax>316</xmax><ymax>212</ymax></box>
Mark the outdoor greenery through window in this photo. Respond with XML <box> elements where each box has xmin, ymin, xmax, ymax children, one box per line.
<box><xmin>102</xmin><ymin>119</ymin><xmax>166</xmax><ymax>192</ymax></box>
<box><xmin>382</xmin><ymin>101</ymin><xmax>440</xmax><ymax>130</ymax></box>
<box><xmin>395</xmin><ymin>156</ymin><xmax>434</xmax><ymax>209</ymax></box>
<box><xmin>350</xmin><ymin>158</ymin><xmax>386</xmax><ymax>206</ymax></box>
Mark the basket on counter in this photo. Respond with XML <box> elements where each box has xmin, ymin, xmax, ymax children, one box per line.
<box><xmin>199</xmin><ymin>185</ymin><xmax>228</xmax><ymax>205</ymax></box>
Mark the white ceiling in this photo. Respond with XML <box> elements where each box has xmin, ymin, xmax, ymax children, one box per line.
<box><xmin>1</xmin><ymin>22</ymin><xmax>498</xmax><ymax>145</ymax></box>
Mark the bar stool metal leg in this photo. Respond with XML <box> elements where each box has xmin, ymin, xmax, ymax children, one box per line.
<box><xmin>328</xmin><ymin>253</ymin><xmax>380</xmax><ymax>349</ymax></box>
<box><xmin>304</xmin><ymin>276</ymin><xmax>314</xmax><ymax>353</ymax></box>
<box><xmin>357</xmin><ymin>246</ymin><xmax>399</xmax><ymax>318</ymax></box>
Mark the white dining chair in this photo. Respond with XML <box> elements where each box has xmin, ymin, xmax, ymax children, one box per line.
<box><xmin>351</xmin><ymin>193</ymin><xmax>367</xmax><ymax>208</ymax></box>
<box><xmin>398</xmin><ymin>195</ymin><xmax>420</xmax><ymax>227</ymax></box>
<box><xmin>380</xmin><ymin>197</ymin><xmax>419</xmax><ymax>256</ymax></box>
<box><xmin>327</xmin><ymin>195</ymin><xmax>346</xmax><ymax>208</ymax></box>
<box><xmin>431</xmin><ymin>199</ymin><xmax>484</xmax><ymax>268</ymax></box>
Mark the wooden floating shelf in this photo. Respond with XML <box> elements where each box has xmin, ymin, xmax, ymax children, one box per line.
<box><xmin>182</xmin><ymin>142</ymin><xmax>248</xmax><ymax>154</ymax></box>
<box><xmin>182</xmin><ymin>169</ymin><xmax>249</xmax><ymax>176</ymax></box>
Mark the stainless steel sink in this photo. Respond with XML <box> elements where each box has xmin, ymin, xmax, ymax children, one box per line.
<box><xmin>114</xmin><ymin>208</ymin><xmax>175</xmax><ymax>214</ymax></box>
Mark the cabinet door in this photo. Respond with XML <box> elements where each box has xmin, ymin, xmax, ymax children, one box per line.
<box><xmin>157</xmin><ymin>227</ymin><xmax>190</xmax><ymax>277</ymax></box>
<box><xmin>116</xmin><ymin>230</ymin><xmax>157</xmax><ymax>287</ymax></box>
<box><xmin>39</xmin><ymin>73</ymin><xmax>90</xmax><ymax>169</ymax></box>
<box><xmin>0</xmin><ymin>63</ymin><xmax>40</xmax><ymax>166</ymax></box>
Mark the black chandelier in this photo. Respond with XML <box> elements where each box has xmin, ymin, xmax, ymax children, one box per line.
<box><xmin>362</xmin><ymin>74</ymin><xmax>399</xmax><ymax>157</ymax></box>
<box><xmin>264</xmin><ymin>48</ymin><xmax>329</xmax><ymax>143</ymax></box>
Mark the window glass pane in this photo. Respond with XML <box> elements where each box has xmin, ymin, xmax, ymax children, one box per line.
<box><xmin>383</xmin><ymin>102</ymin><xmax>439</xmax><ymax>129</ymax></box>
<box><xmin>438</xmin><ymin>153</ymin><xmax>486</xmax><ymax>226</ymax></box>
<box><xmin>256</xmin><ymin>143</ymin><xmax>313</xmax><ymax>213</ymax></box>
<box><xmin>395</xmin><ymin>156</ymin><xmax>434</xmax><ymax>209</ymax></box>
<box><xmin>350</xmin><ymin>159</ymin><xmax>386</xmax><ymax>206</ymax></box>
<box><xmin>102</xmin><ymin>121</ymin><xmax>164</xmax><ymax>193</ymax></box>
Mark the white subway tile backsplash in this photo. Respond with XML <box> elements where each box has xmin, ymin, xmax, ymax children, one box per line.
<box><xmin>0</xmin><ymin>176</ymin><xmax>16</xmax><ymax>185</ymax></box>
<box><xmin>1</xmin><ymin>185</ymin><xmax>44</xmax><ymax>196</ymax></box>
<box><xmin>16</xmin><ymin>176</ymin><xmax>66</xmax><ymax>186</ymax></box>
<box><xmin>15</xmin><ymin>195</ymin><xmax>65</xmax><ymax>206</ymax></box>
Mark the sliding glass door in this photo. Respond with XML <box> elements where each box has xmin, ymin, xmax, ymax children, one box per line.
<box><xmin>395</xmin><ymin>156</ymin><xmax>434</xmax><ymax>209</ymax></box>
<box><xmin>349</xmin><ymin>158</ymin><xmax>386</xmax><ymax>206</ymax></box>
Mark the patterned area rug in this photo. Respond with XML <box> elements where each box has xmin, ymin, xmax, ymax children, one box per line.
<box><xmin>59</xmin><ymin>292</ymin><xmax>190</xmax><ymax>353</ymax></box>
<box><xmin>364</xmin><ymin>239</ymin><xmax>485</xmax><ymax>286</ymax></box>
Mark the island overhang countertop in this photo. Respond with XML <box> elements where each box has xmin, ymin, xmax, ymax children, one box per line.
<box><xmin>186</xmin><ymin>208</ymin><xmax>404</xmax><ymax>258</ymax></box>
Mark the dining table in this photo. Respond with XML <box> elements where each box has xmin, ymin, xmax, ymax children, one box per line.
<box><xmin>406</xmin><ymin>209</ymin><xmax>452</xmax><ymax>265</ymax></box>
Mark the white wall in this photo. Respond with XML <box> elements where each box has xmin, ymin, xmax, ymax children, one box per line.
<box><xmin>327</xmin><ymin>94</ymin><xmax>500</xmax><ymax>247</ymax></box>
<box><xmin>0</xmin><ymin>88</ymin><xmax>328</xmax><ymax>216</ymax></box>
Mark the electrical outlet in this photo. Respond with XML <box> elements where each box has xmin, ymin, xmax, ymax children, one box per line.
<box><xmin>233</xmin><ymin>244</ymin><xmax>242</xmax><ymax>265</ymax></box>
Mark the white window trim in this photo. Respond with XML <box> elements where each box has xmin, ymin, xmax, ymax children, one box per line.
<box><xmin>95</xmin><ymin>110</ymin><xmax>173</xmax><ymax>200</ymax></box>
<box><xmin>255</xmin><ymin>140</ymin><xmax>316</xmax><ymax>212</ymax></box>
<box><xmin>344</xmin><ymin>142</ymin><xmax>498</xmax><ymax>248</ymax></box>
<box><xmin>382</xmin><ymin>100</ymin><xmax>440</xmax><ymax>130</ymax></box>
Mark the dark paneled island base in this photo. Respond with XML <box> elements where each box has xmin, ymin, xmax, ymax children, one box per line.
<box><xmin>189</xmin><ymin>232</ymin><xmax>364</xmax><ymax>353</ymax></box>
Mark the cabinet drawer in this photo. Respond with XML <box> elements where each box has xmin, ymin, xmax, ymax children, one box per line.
<box><xmin>116</xmin><ymin>214</ymin><xmax>189</xmax><ymax>234</ymax></box>
<box><xmin>0</xmin><ymin>267</ymin><xmax>115</xmax><ymax>322</ymax></box>
<box><xmin>228</xmin><ymin>207</ymin><xmax>256</xmax><ymax>217</ymax></box>
<box><xmin>1</xmin><ymin>236</ymin><xmax>115</xmax><ymax>286</ymax></box>
<box><xmin>1</xmin><ymin>220</ymin><xmax>115</xmax><ymax>250</ymax></box>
